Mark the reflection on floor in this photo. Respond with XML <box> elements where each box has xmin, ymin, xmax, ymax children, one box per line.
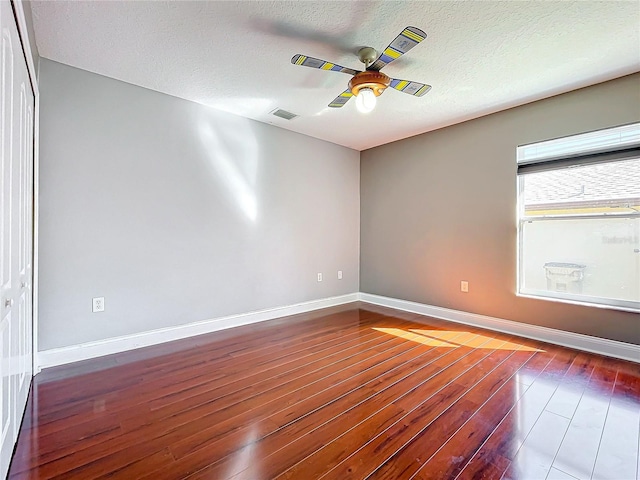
<box><xmin>9</xmin><ymin>302</ymin><xmax>640</xmax><ymax>480</ymax></box>
<box><xmin>374</xmin><ymin>327</ymin><xmax>544</xmax><ymax>352</ymax></box>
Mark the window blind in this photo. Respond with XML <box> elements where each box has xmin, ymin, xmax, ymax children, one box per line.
<box><xmin>517</xmin><ymin>123</ymin><xmax>640</xmax><ymax>174</ymax></box>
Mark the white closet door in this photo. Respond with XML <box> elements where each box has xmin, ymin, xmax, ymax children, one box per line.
<box><xmin>0</xmin><ymin>1</ymin><xmax>34</xmax><ymax>478</ymax></box>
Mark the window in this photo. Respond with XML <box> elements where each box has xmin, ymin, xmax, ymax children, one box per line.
<box><xmin>517</xmin><ymin>123</ymin><xmax>640</xmax><ymax>312</ymax></box>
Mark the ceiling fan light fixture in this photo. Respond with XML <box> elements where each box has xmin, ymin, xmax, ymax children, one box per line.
<box><xmin>349</xmin><ymin>70</ymin><xmax>391</xmax><ymax>113</ymax></box>
<box><xmin>348</xmin><ymin>71</ymin><xmax>391</xmax><ymax>97</ymax></box>
<box><xmin>355</xmin><ymin>88</ymin><xmax>376</xmax><ymax>113</ymax></box>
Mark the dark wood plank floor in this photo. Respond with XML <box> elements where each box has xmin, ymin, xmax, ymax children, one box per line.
<box><xmin>9</xmin><ymin>302</ymin><xmax>640</xmax><ymax>479</ymax></box>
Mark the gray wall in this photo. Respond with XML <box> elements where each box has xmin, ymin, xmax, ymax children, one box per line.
<box><xmin>38</xmin><ymin>59</ymin><xmax>360</xmax><ymax>350</ymax></box>
<box><xmin>361</xmin><ymin>73</ymin><xmax>640</xmax><ymax>345</ymax></box>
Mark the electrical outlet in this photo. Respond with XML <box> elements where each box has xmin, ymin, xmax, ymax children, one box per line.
<box><xmin>460</xmin><ymin>281</ymin><xmax>469</xmax><ymax>293</ymax></box>
<box><xmin>92</xmin><ymin>297</ymin><xmax>105</xmax><ymax>312</ymax></box>
<box><xmin>317</xmin><ymin>273</ymin><xmax>323</xmax><ymax>282</ymax></box>
<box><xmin>338</xmin><ymin>270</ymin><xmax>343</xmax><ymax>280</ymax></box>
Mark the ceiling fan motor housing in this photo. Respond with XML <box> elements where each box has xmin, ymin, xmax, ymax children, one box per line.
<box><xmin>349</xmin><ymin>71</ymin><xmax>391</xmax><ymax>97</ymax></box>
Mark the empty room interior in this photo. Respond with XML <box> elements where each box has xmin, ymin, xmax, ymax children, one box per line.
<box><xmin>1</xmin><ymin>1</ymin><xmax>639</xmax><ymax>479</ymax></box>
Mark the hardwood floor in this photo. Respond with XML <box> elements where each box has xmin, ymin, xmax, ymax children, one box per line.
<box><xmin>9</xmin><ymin>303</ymin><xmax>640</xmax><ymax>479</ymax></box>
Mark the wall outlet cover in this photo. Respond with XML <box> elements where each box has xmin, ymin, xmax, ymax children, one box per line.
<box><xmin>92</xmin><ymin>297</ymin><xmax>105</xmax><ymax>312</ymax></box>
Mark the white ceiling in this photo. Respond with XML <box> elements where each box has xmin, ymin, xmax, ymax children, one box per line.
<box><xmin>31</xmin><ymin>1</ymin><xmax>640</xmax><ymax>151</ymax></box>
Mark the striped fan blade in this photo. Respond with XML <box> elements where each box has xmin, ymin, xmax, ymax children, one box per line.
<box><xmin>328</xmin><ymin>89</ymin><xmax>354</xmax><ymax>108</ymax></box>
<box><xmin>369</xmin><ymin>27</ymin><xmax>427</xmax><ymax>71</ymax></box>
<box><xmin>291</xmin><ymin>55</ymin><xmax>360</xmax><ymax>76</ymax></box>
<box><xmin>389</xmin><ymin>78</ymin><xmax>432</xmax><ymax>97</ymax></box>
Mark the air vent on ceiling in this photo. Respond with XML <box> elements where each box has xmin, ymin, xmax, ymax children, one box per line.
<box><xmin>271</xmin><ymin>108</ymin><xmax>298</xmax><ymax>120</ymax></box>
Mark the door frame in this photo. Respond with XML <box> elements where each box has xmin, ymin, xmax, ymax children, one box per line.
<box><xmin>10</xmin><ymin>0</ymin><xmax>39</xmax><ymax>373</ymax></box>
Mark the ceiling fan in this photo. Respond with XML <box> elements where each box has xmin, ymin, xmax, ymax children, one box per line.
<box><xmin>291</xmin><ymin>26</ymin><xmax>431</xmax><ymax>114</ymax></box>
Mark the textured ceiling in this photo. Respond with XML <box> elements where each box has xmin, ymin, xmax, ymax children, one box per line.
<box><xmin>31</xmin><ymin>1</ymin><xmax>640</xmax><ymax>151</ymax></box>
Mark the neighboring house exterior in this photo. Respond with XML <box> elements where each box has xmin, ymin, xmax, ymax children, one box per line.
<box><xmin>521</xmin><ymin>158</ymin><xmax>639</xmax><ymax>303</ymax></box>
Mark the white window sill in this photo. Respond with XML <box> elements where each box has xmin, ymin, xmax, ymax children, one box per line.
<box><xmin>517</xmin><ymin>291</ymin><xmax>640</xmax><ymax>314</ymax></box>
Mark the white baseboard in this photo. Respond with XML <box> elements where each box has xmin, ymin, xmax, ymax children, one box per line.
<box><xmin>359</xmin><ymin>293</ymin><xmax>640</xmax><ymax>363</ymax></box>
<box><xmin>37</xmin><ymin>293</ymin><xmax>359</xmax><ymax>370</ymax></box>
<box><xmin>37</xmin><ymin>291</ymin><xmax>639</xmax><ymax>370</ymax></box>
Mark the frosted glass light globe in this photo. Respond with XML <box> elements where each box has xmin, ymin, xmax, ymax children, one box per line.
<box><xmin>355</xmin><ymin>88</ymin><xmax>376</xmax><ymax>114</ymax></box>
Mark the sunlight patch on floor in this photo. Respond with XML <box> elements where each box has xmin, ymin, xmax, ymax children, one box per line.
<box><xmin>373</xmin><ymin>327</ymin><xmax>543</xmax><ymax>352</ymax></box>
<box><xmin>372</xmin><ymin>328</ymin><xmax>459</xmax><ymax>347</ymax></box>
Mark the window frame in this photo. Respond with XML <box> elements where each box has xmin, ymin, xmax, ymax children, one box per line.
<box><xmin>516</xmin><ymin>123</ymin><xmax>640</xmax><ymax>313</ymax></box>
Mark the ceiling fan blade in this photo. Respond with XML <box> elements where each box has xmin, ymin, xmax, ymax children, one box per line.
<box><xmin>291</xmin><ymin>54</ymin><xmax>361</xmax><ymax>76</ymax></box>
<box><xmin>368</xmin><ymin>27</ymin><xmax>427</xmax><ymax>71</ymax></box>
<box><xmin>328</xmin><ymin>89</ymin><xmax>354</xmax><ymax>108</ymax></box>
<box><xmin>389</xmin><ymin>78</ymin><xmax>432</xmax><ymax>97</ymax></box>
